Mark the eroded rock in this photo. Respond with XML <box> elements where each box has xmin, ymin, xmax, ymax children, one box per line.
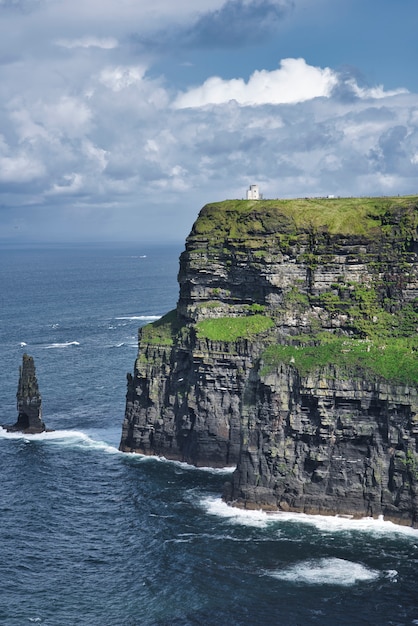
<box><xmin>4</xmin><ymin>354</ymin><xmax>46</xmax><ymax>434</ymax></box>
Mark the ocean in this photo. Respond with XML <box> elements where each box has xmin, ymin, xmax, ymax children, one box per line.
<box><xmin>0</xmin><ymin>243</ymin><xmax>417</xmax><ymax>625</ymax></box>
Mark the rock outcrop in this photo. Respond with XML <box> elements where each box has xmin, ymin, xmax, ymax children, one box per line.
<box><xmin>4</xmin><ymin>354</ymin><xmax>46</xmax><ymax>434</ymax></box>
<box><xmin>120</xmin><ymin>196</ymin><xmax>418</xmax><ymax>526</ymax></box>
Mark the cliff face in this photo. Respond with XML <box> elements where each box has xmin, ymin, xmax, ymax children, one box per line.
<box><xmin>122</xmin><ymin>334</ymin><xmax>258</xmax><ymax>466</ymax></box>
<box><xmin>228</xmin><ymin>365</ymin><xmax>418</xmax><ymax>526</ymax></box>
<box><xmin>120</xmin><ymin>196</ymin><xmax>418</xmax><ymax>526</ymax></box>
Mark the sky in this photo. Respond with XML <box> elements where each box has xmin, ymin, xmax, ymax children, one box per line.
<box><xmin>1</xmin><ymin>0</ymin><xmax>418</xmax><ymax>243</ymax></box>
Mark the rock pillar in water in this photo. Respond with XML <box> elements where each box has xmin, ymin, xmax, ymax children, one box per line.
<box><xmin>12</xmin><ymin>354</ymin><xmax>46</xmax><ymax>433</ymax></box>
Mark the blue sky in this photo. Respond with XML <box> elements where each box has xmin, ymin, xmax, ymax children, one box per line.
<box><xmin>0</xmin><ymin>0</ymin><xmax>417</xmax><ymax>242</ymax></box>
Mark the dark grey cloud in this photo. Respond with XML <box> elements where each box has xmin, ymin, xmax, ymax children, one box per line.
<box><xmin>133</xmin><ymin>0</ymin><xmax>293</xmax><ymax>52</ymax></box>
<box><xmin>184</xmin><ymin>0</ymin><xmax>293</xmax><ymax>47</ymax></box>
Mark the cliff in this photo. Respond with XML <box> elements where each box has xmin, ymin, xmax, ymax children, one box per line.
<box><xmin>120</xmin><ymin>196</ymin><xmax>418</xmax><ymax>526</ymax></box>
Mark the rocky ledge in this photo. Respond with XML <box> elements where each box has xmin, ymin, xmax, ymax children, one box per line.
<box><xmin>120</xmin><ymin>196</ymin><xmax>418</xmax><ymax>527</ymax></box>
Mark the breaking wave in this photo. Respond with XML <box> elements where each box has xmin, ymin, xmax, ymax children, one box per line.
<box><xmin>114</xmin><ymin>315</ymin><xmax>161</xmax><ymax>321</ymax></box>
<box><xmin>0</xmin><ymin>426</ymin><xmax>119</xmax><ymax>455</ymax></box>
<box><xmin>267</xmin><ymin>557</ymin><xmax>380</xmax><ymax>586</ymax></box>
<box><xmin>43</xmin><ymin>341</ymin><xmax>80</xmax><ymax>349</ymax></box>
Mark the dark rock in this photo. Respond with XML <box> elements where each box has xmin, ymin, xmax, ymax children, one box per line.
<box><xmin>120</xmin><ymin>197</ymin><xmax>418</xmax><ymax>527</ymax></box>
<box><xmin>225</xmin><ymin>364</ymin><xmax>418</xmax><ymax>527</ymax></box>
<box><xmin>4</xmin><ymin>354</ymin><xmax>46</xmax><ymax>434</ymax></box>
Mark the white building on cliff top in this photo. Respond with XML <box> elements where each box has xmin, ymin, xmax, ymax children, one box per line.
<box><xmin>246</xmin><ymin>184</ymin><xmax>260</xmax><ymax>200</ymax></box>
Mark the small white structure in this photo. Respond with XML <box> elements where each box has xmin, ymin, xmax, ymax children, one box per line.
<box><xmin>246</xmin><ymin>184</ymin><xmax>260</xmax><ymax>200</ymax></box>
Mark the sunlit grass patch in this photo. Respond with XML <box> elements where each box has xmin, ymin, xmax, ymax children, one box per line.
<box><xmin>196</xmin><ymin>314</ymin><xmax>274</xmax><ymax>342</ymax></box>
<box><xmin>262</xmin><ymin>336</ymin><xmax>418</xmax><ymax>385</ymax></box>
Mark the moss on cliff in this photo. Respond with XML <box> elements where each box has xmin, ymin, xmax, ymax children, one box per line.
<box><xmin>140</xmin><ymin>310</ymin><xmax>183</xmax><ymax>346</ymax></box>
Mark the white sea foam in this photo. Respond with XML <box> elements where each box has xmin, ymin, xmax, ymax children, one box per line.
<box><xmin>169</xmin><ymin>532</ymin><xmax>257</xmax><ymax>544</ymax></box>
<box><xmin>43</xmin><ymin>341</ymin><xmax>80</xmax><ymax>349</ymax></box>
<box><xmin>115</xmin><ymin>315</ymin><xmax>161</xmax><ymax>321</ymax></box>
<box><xmin>197</xmin><ymin>465</ymin><xmax>236</xmax><ymax>475</ymax></box>
<box><xmin>200</xmin><ymin>496</ymin><xmax>418</xmax><ymax>537</ymax></box>
<box><xmin>0</xmin><ymin>426</ymin><xmax>120</xmax><ymax>455</ymax></box>
<box><xmin>268</xmin><ymin>557</ymin><xmax>380</xmax><ymax>586</ymax></box>
<box><xmin>384</xmin><ymin>569</ymin><xmax>399</xmax><ymax>582</ymax></box>
<box><xmin>201</xmin><ymin>496</ymin><xmax>272</xmax><ymax>528</ymax></box>
<box><xmin>125</xmin><ymin>452</ymin><xmax>235</xmax><ymax>474</ymax></box>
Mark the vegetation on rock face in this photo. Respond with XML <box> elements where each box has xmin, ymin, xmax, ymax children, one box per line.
<box><xmin>267</xmin><ymin>280</ymin><xmax>418</xmax><ymax>384</ymax></box>
<box><xmin>141</xmin><ymin>195</ymin><xmax>418</xmax><ymax>385</ymax></box>
<box><xmin>196</xmin><ymin>314</ymin><xmax>274</xmax><ymax>342</ymax></box>
<box><xmin>140</xmin><ymin>310</ymin><xmax>182</xmax><ymax>346</ymax></box>
<box><xmin>185</xmin><ymin>195</ymin><xmax>418</xmax><ymax>384</ymax></box>
<box><xmin>190</xmin><ymin>196</ymin><xmax>418</xmax><ymax>242</ymax></box>
<box><xmin>262</xmin><ymin>336</ymin><xmax>418</xmax><ymax>385</ymax></box>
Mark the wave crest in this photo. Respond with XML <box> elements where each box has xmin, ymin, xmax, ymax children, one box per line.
<box><xmin>43</xmin><ymin>341</ymin><xmax>80</xmax><ymax>349</ymax></box>
<box><xmin>268</xmin><ymin>558</ymin><xmax>380</xmax><ymax>586</ymax></box>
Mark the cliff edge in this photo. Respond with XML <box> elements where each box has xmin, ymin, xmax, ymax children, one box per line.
<box><xmin>120</xmin><ymin>196</ymin><xmax>418</xmax><ymax>526</ymax></box>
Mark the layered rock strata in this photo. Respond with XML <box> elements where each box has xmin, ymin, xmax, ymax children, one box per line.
<box><xmin>120</xmin><ymin>197</ymin><xmax>418</xmax><ymax>526</ymax></box>
<box><xmin>226</xmin><ymin>364</ymin><xmax>418</xmax><ymax>527</ymax></box>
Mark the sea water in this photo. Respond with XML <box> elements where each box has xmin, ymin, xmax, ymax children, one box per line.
<box><xmin>0</xmin><ymin>243</ymin><xmax>417</xmax><ymax>625</ymax></box>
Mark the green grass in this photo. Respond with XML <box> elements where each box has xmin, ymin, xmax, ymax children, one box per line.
<box><xmin>262</xmin><ymin>336</ymin><xmax>418</xmax><ymax>385</ymax></box>
<box><xmin>140</xmin><ymin>310</ymin><xmax>181</xmax><ymax>346</ymax></box>
<box><xmin>196</xmin><ymin>314</ymin><xmax>274</xmax><ymax>342</ymax></box>
<box><xmin>191</xmin><ymin>196</ymin><xmax>418</xmax><ymax>241</ymax></box>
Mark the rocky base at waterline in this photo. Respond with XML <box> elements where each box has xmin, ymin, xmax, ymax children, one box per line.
<box><xmin>3</xmin><ymin>354</ymin><xmax>48</xmax><ymax>434</ymax></box>
<box><xmin>120</xmin><ymin>196</ymin><xmax>418</xmax><ymax>527</ymax></box>
<box><xmin>222</xmin><ymin>364</ymin><xmax>418</xmax><ymax>528</ymax></box>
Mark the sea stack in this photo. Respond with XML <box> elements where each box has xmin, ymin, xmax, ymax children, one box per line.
<box><xmin>6</xmin><ymin>354</ymin><xmax>46</xmax><ymax>434</ymax></box>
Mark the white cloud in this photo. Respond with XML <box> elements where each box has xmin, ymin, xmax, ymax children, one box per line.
<box><xmin>82</xmin><ymin>140</ymin><xmax>108</xmax><ymax>171</ymax></box>
<box><xmin>0</xmin><ymin>0</ymin><xmax>416</xmax><ymax>244</ymax></box>
<box><xmin>345</xmin><ymin>79</ymin><xmax>408</xmax><ymax>100</ymax></box>
<box><xmin>9</xmin><ymin>108</ymin><xmax>50</xmax><ymax>144</ymax></box>
<box><xmin>9</xmin><ymin>97</ymin><xmax>91</xmax><ymax>146</ymax></box>
<box><xmin>56</xmin><ymin>37</ymin><xmax>118</xmax><ymax>49</ymax></box>
<box><xmin>99</xmin><ymin>66</ymin><xmax>147</xmax><ymax>91</ymax></box>
<box><xmin>173</xmin><ymin>59</ymin><xmax>412</xmax><ymax>109</ymax></box>
<box><xmin>39</xmin><ymin>97</ymin><xmax>92</xmax><ymax>138</ymax></box>
<box><xmin>0</xmin><ymin>153</ymin><xmax>45</xmax><ymax>182</ymax></box>
<box><xmin>174</xmin><ymin>58</ymin><xmax>338</xmax><ymax>108</ymax></box>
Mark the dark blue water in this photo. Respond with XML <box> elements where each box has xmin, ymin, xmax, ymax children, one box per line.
<box><xmin>0</xmin><ymin>243</ymin><xmax>417</xmax><ymax>626</ymax></box>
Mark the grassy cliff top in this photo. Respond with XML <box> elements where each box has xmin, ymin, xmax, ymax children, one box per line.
<box><xmin>190</xmin><ymin>195</ymin><xmax>418</xmax><ymax>240</ymax></box>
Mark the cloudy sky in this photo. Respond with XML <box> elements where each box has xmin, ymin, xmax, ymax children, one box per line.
<box><xmin>1</xmin><ymin>0</ymin><xmax>417</xmax><ymax>242</ymax></box>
